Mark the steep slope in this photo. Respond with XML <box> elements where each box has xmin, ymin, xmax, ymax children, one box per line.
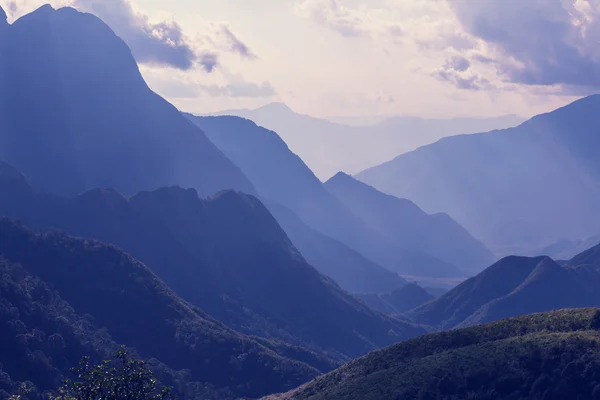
<box><xmin>204</xmin><ymin>103</ymin><xmax>523</xmax><ymax>179</ymax></box>
<box><xmin>355</xmin><ymin>283</ymin><xmax>434</xmax><ymax>315</ymax></box>
<box><xmin>0</xmin><ymin>161</ymin><xmax>425</xmax><ymax>361</ymax></box>
<box><xmin>358</xmin><ymin>96</ymin><xmax>600</xmax><ymax>256</ymax></box>
<box><xmin>566</xmin><ymin>241</ymin><xmax>600</xmax><ymax>270</ymax></box>
<box><xmin>325</xmin><ymin>173</ymin><xmax>494</xmax><ymax>274</ymax></box>
<box><xmin>0</xmin><ymin>5</ymin><xmax>253</xmax><ymax>197</ymax></box>
<box><xmin>410</xmin><ymin>253</ymin><xmax>600</xmax><ymax>329</ymax></box>
<box><xmin>267</xmin><ymin>309</ymin><xmax>600</xmax><ymax>400</ymax></box>
<box><xmin>266</xmin><ymin>202</ymin><xmax>406</xmax><ymax>294</ymax></box>
<box><xmin>187</xmin><ymin>115</ymin><xmax>462</xmax><ymax>279</ymax></box>
<box><xmin>0</xmin><ymin>219</ymin><xmax>320</xmax><ymax>400</ymax></box>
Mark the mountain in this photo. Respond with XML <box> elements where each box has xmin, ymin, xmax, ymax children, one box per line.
<box><xmin>265</xmin><ymin>202</ymin><xmax>406</xmax><ymax>294</ymax></box>
<box><xmin>355</xmin><ymin>283</ymin><xmax>434</xmax><ymax>315</ymax></box>
<box><xmin>325</xmin><ymin>172</ymin><xmax>495</xmax><ymax>275</ymax></box>
<box><xmin>409</xmin><ymin>244</ymin><xmax>600</xmax><ymax>329</ymax></box>
<box><xmin>204</xmin><ymin>103</ymin><xmax>523</xmax><ymax>179</ymax></box>
<box><xmin>0</xmin><ymin>161</ymin><xmax>425</xmax><ymax>361</ymax></box>
<box><xmin>266</xmin><ymin>308</ymin><xmax>600</xmax><ymax>400</ymax></box>
<box><xmin>533</xmin><ymin>233</ymin><xmax>600</xmax><ymax>260</ymax></box>
<box><xmin>186</xmin><ymin>115</ymin><xmax>464</xmax><ymax>280</ymax></box>
<box><xmin>0</xmin><ymin>5</ymin><xmax>253</xmax><ymax>197</ymax></box>
<box><xmin>0</xmin><ymin>219</ymin><xmax>322</xmax><ymax>400</ymax></box>
<box><xmin>358</xmin><ymin>96</ymin><xmax>600</xmax><ymax>256</ymax></box>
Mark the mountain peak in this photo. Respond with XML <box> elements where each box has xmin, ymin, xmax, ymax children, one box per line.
<box><xmin>327</xmin><ymin>171</ymin><xmax>354</xmax><ymax>184</ymax></box>
<box><xmin>258</xmin><ymin>102</ymin><xmax>294</xmax><ymax>113</ymax></box>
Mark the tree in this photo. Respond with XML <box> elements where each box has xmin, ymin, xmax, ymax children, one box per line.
<box><xmin>43</xmin><ymin>347</ymin><xmax>174</xmax><ymax>400</ymax></box>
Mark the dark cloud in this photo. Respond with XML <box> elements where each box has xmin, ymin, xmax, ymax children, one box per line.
<box><xmin>74</xmin><ymin>0</ymin><xmax>203</xmax><ymax>70</ymax></box>
<box><xmin>448</xmin><ymin>0</ymin><xmax>600</xmax><ymax>91</ymax></box>
<box><xmin>434</xmin><ymin>56</ymin><xmax>492</xmax><ymax>90</ymax></box>
<box><xmin>197</xmin><ymin>52</ymin><xmax>219</xmax><ymax>73</ymax></box>
<box><xmin>219</xmin><ymin>25</ymin><xmax>256</xmax><ymax>59</ymax></box>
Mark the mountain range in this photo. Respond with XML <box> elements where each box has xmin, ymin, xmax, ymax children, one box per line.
<box><xmin>267</xmin><ymin>308</ymin><xmax>600</xmax><ymax>400</ymax></box>
<box><xmin>0</xmin><ymin>160</ymin><xmax>425</xmax><ymax>362</ymax></box>
<box><xmin>0</xmin><ymin>4</ymin><xmax>253</xmax><ymax>198</ymax></box>
<box><xmin>0</xmin><ymin>219</ymin><xmax>320</xmax><ymax>400</ymax></box>
<box><xmin>187</xmin><ymin>115</ymin><xmax>491</xmax><ymax>281</ymax></box>
<box><xmin>324</xmin><ymin>172</ymin><xmax>494</xmax><ymax>275</ymax></box>
<box><xmin>358</xmin><ymin>96</ymin><xmax>600</xmax><ymax>255</ymax></box>
<box><xmin>205</xmin><ymin>103</ymin><xmax>523</xmax><ymax>179</ymax></box>
<box><xmin>409</xmin><ymin>242</ymin><xmax>600</xmax><ymax>330</ymax></box>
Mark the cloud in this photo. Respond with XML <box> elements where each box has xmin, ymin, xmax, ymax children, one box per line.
<box><xmin>445</xmin><ymin>0</ymin><xmax>600</xmax><ymax>92</ymax></box>
<box><xmin>218</xmin><ymin>24</ymin><xmax>257</xmax><ymax>59</ymax></box>
<box><xmin>3</xmin><ymin>0</ymin><xmax>257</xmax><ymax>72</ymax></box>
<box><xmin>293</xmin><ymin>0</ymin><xmax>370</xmax><ymax>37</ymax></box>
<box><xmin>71</xmin><ymin>0</ymin><xmax>201</xmax><ymax>70</ymax></box>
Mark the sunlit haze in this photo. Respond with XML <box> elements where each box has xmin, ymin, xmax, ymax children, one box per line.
<box><xmin>1</xmin><ymin>0</ymin><xmax>590</xmax><ymax>118</ymax></box>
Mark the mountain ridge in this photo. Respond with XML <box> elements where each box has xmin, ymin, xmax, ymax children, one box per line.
<box><xmin>0</xmin><ymin>5</ymin><xmax>254</xmax><ymax>197</ymax></box>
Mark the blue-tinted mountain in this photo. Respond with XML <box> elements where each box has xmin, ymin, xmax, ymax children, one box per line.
<box><xmin>0</xmin><ymin>219</ymin><xmax>321</xmax><ymax>400</ymax></box>
<box><xmin>533</xmin><ymin>233</ymin><xmax>600</xmax><ymax>260</ymax></box>
<box><xmin>355</xmin><ymin>283</ymin><xmax>434</xmax><ymax>315</ymax></box>
<box><xmin>265</xmin><ymin>202</ymin><xmax>406</xmax><ymax>294</ymax></box>
<box><xmin>204</xmin><ymin>103</ymin><xmax>523</xmax><ymax>179</ymax></box>
<box><xmin>409</xmin><ymin>243</ymin><xmax>600</xmax><ymax>329</ymax></box>
<box><xmin>266</xmin><ymin>308</ymin><xmax>600</xmax><ymax>400</ymax></box>
<box><xmin>0</xmin><ymin>161</ymin><xmax>425</xmax><ymax>361</ymax></box>
<box><xmin>325</xmin><ymin>172</ymin><xmax>495</xmax><ymax>275</ymax></box>
<box><xmin>0</xmin><ymin>5</ymin><xmax>253</xmax><ymax>197</ymax></box>
<box><xmin>186</xmin><ymin>115</ymin><xmax>463</xmax><ymax>279</ymax></box>
<box><xmin>358</xmin><ymin>96</ymin><xmax>600</xmax><ymax>256</ymax></box>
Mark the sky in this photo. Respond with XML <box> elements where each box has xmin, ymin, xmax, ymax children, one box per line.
<box><xmin>2</xmin><ymin>0</ymin><xmax>598</xmax><ymax>119</ymax></box>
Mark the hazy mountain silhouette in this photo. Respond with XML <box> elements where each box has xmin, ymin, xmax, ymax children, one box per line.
<box><xmin>266</xmin><ymin>309</ymin><xmax>600</xmax><ymax>400</ymax></box>
<box><xmin>0</xmin><ymin>219</ymin><xmax>321</xmax><ymax>400</ymax></box>
<box><xmin>265</xmin><ymin>202</ymin><xmax>406</xmax><ymax>293</ymax></box>
<box><xmin>204</xmin><ymin>103</ymin><xmax>523</xmax><ymax>179</ymax></box>
<box><xmin>325</xmin><ymin>172</ymin><xmax>495</xmax><ymax>275</ymax></box>
<box><xmin>187</xmin><ymin>115</ymin><xmax>464</xmax><ymax>279</ymax></box>
<box><xmin>532</xmin><ymin>233</ymin><xmax>600</xmax><ymax>260</ymax></box>
<box><xmin>409</xmin><ymin>243</ymin><xmax>600</xmax><ymax>329</ymax></box>
<box><xmin>0</xmin><ymin>5</ymin><xmax>253</xmax><ymax>197</ymax></box>
<box><xmin>355</xmin><ymin>283</ymin><xmax>434</xmax><ymax>315</ymax></box>
<box><xmin>358</xmin><ymin>96</ymin><xmax>600</xmax><ymax>256</ymax></box>
<box><xmin>0</xmin><ymin>161</ymin><xmax>425</xmax><ymax>361</ymax></box>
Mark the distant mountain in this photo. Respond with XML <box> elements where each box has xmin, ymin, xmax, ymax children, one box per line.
<box><xmin>325</xmin><ymin>172</ymin><xmax>495</xmax><ymax>275</ymax></box>
<box><xmin>358</xmin><ymin>96</ymin><xmax>600</xmax><ymax>256</ymax></box>
<box><xmin>409</xmin><ymin>243</ymin><xmax>600</xmax><ymax>329</ymax></box>
<box><xmin>355</xmin><ymin>283</ymin><xmax>434</xmax><ymax>315</ymax></box>
<box><xmin>266</xmin><ymin>308</ymin><xmax>600</xmax><ymax>400</ymax></box>
<box><xmin>0</xmin><ymin>161</ymin><xmax>425</xmax><ymax>361</ymax></box>
<box><xmin>0</xmin><ymin>219</ymin><xmax>321</xmax><ymax>400</ymax></box>
<box><xmin>266</xmin><ymin>202</ymin><xmax>406</xmax><ymax>294</ymax></box>
<box><xmin>533</xmin><ymin>233</ymin><xmax>600</xmax><ymax>260</ymax></box>
<box><xmin>0</xmin><ymin>5</ymin><xmax>253</xmax><ymax>197</ymax></box>
<box><xmin>187</xmin><ymin>115</ymin><xmax>464</xmax><ymax>280</ymax></box>
<box><xmin>204</xmin><ymin>103</ymin><xmax>523</xmax><ymax>179</ymax></box>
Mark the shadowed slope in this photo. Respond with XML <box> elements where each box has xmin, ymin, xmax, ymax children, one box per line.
<box><xmin>0</xmin><ymin>219</ymin><xmax>320</xmax><ymax>399</ymax></box>
<box><xmin>0</xmin><ymin>5</ymin><xmax>253</xmax><ymax>197</ymax></box>
<box><xmin>0</xmin><ymin>161</ymin><xmax>425</xmax><ymax>361</ymax></box>
<box><xmin>266</xmin><ymin>309</ymin><xmax>600</xmax><ymax>400</ymax></box>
